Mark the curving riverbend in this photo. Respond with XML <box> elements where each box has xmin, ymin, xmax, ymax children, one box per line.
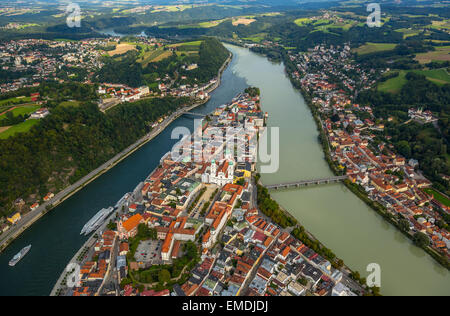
<box><xmin>0</xmin><ymin>44</ymin><xmax>448</xmax><ymax>296</ymax></box>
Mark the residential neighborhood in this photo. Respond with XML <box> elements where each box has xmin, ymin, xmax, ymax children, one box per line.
<box><xmin>0</xmin><ymin>38</ymin><xmax>105</xmax><ymax>93</ymax></box>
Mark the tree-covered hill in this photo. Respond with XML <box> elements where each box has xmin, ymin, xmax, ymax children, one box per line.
<box><xmin>0</xmin><ymin>97</ymin><xmax>189</xmax><ymax>217</ymax></box>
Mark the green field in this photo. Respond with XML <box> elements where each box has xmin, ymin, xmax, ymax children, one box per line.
<box><xmin>243</xmin><ymin>34</ymin><xmax>266</xmax><ymax>43</ymax></box>
<box><xmin>428</xmin><ymin>20</ymin><xmax>450</xmax><ymax>31</ymax></box>
<box><xmin>354</xmin><ymin>43</ymin><xmax>397</xmax><ymax>55</ymax></box>
<box><xmin>0</xmin><ymin>119</ymin><xmax>38</xmax><ymax>139</ymax></box>
<box><xmin>138</xmin><ymin>40</ymin><xmax>203</xmax><ymax>66</ymax></box>
<box><xmin>150</xmin><ymin>4</ymin><xmax>193</xmax><ymax>13</ymax></box>
<box><xmin>395</xmin><ymin>28</ymin><xmax>420</xmax><ymax>39</ymax></box>
<box><xmin>16</xmin><ymin>23</ymin><xmax>39</xmax><ymax>29</ymax></box>
<box><xmin>423</xmin><ymin>188</ymin><xmax>450</xmax><ymax>207</ymax></box>
<box><xmin>414</xmin><ymin>68</ymin><xmax>450</xmax><ymax>86</ymax></box>
<box><xmin>325</xmin><ymin>22</ymin><xmax>355</xmax><ymax>31</ymax></box>
<box><xmin>196</xmin><ymin>19</ymin><xmax>227</xmax><ymax>28</ymax></box>
<box><xmin>59</xmin><ymin>101</ymin><xmax>80</xmax><ymax>107</ymax></box>
<box><xmin>378</xmin><ymin>71</ymin><xmax>408</xmax><ymax>93</ymax></box>
<box><xmin>138</xmin><ymin>48</ymin><xmax>170</xmax><ymax>66</ymax></box>
<box><xmin>168</xmin><ymin>40</ymin><xmax>203</xmax><ymax>48</ymax></box>
<box><xmin>294</xmin><ymin>17</ymin><xmax>355</xmax><ymax>32</ymax></box>
<box><xmin>378</xmin><ymin>69</ymin><xmax>450</xmax><ymax>93</ymax></box>
<box><xmin>294</xmin><ymin>17</ymin><xmax>312</xmax><ymax>26</ymax></box>
<box><xmin>0</xmin><ymin>96</ymin><xmax>32</xmax><ymax>108</ymax></box>
<box><xmin>0</xmin><ymin>105</ymin><xmax>39</xmax><ymax>120</ymax></box>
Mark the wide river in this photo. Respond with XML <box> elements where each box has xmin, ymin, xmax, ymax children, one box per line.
<box><xmin>0</xmin><ymin>44</ymin><xmax>448</xmax><ymax>296</ymax></box>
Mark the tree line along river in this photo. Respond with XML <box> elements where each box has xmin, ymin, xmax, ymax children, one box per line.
<box><xmin>0</xmin><ymin>44</ymin><xmax>448</xmax><ymax>296</ymax></box>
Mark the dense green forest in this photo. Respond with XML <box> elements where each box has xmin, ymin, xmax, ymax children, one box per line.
<box><xmin>0</xmin><ymin>96</ymin><xmax>189</xmax><ymax>217</ymax></box>
<box><xmin>96</xmin><ymin>51</ymin><xmax>145</xmax><ymax>87</ymax></box>
<box><xmin>188</xmin><ymin>38</ymin><xmax>230</xmax><ymax>83</ymax></box>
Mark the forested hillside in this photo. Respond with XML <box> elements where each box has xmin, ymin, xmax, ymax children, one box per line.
<box><xmin>188</xmin><ymin>38</ymin><xmax>230</xmax><ymax>83</ymax></box>
<box><xmin>0</xmin><ymin>97</ymin><xmax>189</xmax><ymax>217</ymax></box>
<box><xmin>97</xmin><ymin>51</ymin><xmax>144</xmax><ymax>88</ymax></box>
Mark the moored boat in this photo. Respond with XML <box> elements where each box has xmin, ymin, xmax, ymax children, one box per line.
<box><xmin>9</xmin><ymin>245</ymin><xmax>31</xmax><ymax>267</ymax></box>
<box><xmin>80</xmin><ymin>207</ymin><xmax>114</xmax><ymax>236</ymax></box>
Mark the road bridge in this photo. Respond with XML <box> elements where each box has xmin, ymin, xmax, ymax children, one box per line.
<box><xmin>265</xmin><ymin>176</ymin><xmax>347</xmax><ymax>190</ymax></box>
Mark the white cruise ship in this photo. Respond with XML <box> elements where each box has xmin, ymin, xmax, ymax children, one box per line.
<box><xmin>80</xmin><ymin>207</ymin><xmax>114</xmax><ymax>236</ymax></box>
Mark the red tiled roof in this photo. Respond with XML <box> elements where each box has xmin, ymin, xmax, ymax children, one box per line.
<box><xmin>122</xmin><ymin>214</ymin><xmax>143</xmax><ymax>232</ymax></box>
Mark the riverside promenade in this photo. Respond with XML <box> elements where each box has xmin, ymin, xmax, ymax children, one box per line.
<box><xmin>0</xmin><ymin>52</ymin><xmax>232</xmax><ymax>254</ymax></box>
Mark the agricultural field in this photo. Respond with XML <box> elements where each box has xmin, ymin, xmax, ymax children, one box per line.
<box><xmin>294</xmin><ymin>17</ymin><xmax>312</xmax><ymax>26</ymax></box>
<box><xmin>0</xmin><ymin>119</ymin><xmax>38</xmax><ymax>139</ymax></box>
<box><xmin>108</xmin><ymin>43</ymin><xmax>137</xmax><ymax>56</ymax></box>
<box><xmin>160</xmin><ymin>19</ymin><xmax>227</xmax><ymax>29</ymax></box>
<box><xmin>137</xmin><ymin>48</ymin><xmax>172</xmax><ymax>66</ymax></box>
<box><xmin>150</xmin><ymin>5</ymin><xmax>194</xmax><ymax>13</ymax></box>
<box><xmin>168</xmin><ymin>41</ymin><xmax>202</xmax><ymax>55</ymax></box>
<box><xmin>168</xmin><ymin>41</ymin><xmax>202</xmax><ymax>48</ymax></box>
<box><xmin>354</xmin><ymin>43</ymin><xmax>397</xmax><ymax>55</ymax></box>
<box><xmin>295</xmin><ymin>17</ymin><xmax>357</xmax><ymax>32</ymax></box>
<box><xmin>150</xmin><ymin>50</ymin><xmax>172</xmax><ymax>62</ymax></box>
<box><xmin>197</xmin><ymin>19</ymin><xmax>227</xmax><ymax>28</ymax></box>
<box><xmin>175</xmin><ymin>42</ymin><xmax>202</xmax><ymax>59</ymax></box>
<box><xmin>0</xmin><ymin>126</ymin><xmax>10</xmax><ymax>134</ymax></box>
<box><xmin>137</xmin><ymin>41</ymin><xmax>202</xmax><ymax>66</ymax></box>
<box><xmin>395</xmin><ymin>28</ymin><xmax>421</xmax><ymax>39</ymax></box>
<box><xmin>242</xmin><ymin>34</ymin><xmax>266</xmax><ymax>43</ymax></box>
<box><xmin>232</xmin><ymin>17</ymin><xmax>256</xmax><ymax>26</ymax></box>
<box><xmin>429</xmin><ymin>20</ymin><xmax>450</xmax><ymax>31</ymax></box>
<box><xmin>415</xmin><ymin>46</ymin><xmax>450</xmax><ymax>64</ymax></box>
<box><xmin>325</xmin><ymin>21</ymin><xmax>356</xmax><ymax>31</ymax></box>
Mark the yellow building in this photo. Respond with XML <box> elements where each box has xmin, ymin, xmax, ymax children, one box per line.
<box><xmin>234</xmin><ymin>166</ymin><xmax>251</xmax><ymax>184</ymax></box>
<box><xmin>7</xmin><ymin>212</ymin><xmax>21</xmax><ymax>225</ymax></box>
